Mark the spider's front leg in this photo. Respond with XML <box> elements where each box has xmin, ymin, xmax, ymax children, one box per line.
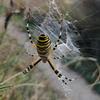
<box><xmin>25</xmin><ymin>10</ymin><xmax>37</xmax><ymax>57</ymax></box>
<box><xmin>23</xmin><ymin>58</ymin><xmax>41</xmax><ymax>74</ymax></box>
<box><xmin>25</xmin><ymin>8</ymin><xmax>35</xmax><ymax>44</ymax></box>
<box><xmin>47</xmin><ymin>58</ymin><xmax>73</xmax><ymax>85</ymax></box>
<box><xmin>0</xmin><ymin>58</ymin><xmax>41</xmax><ymax>85</ymax></box>
<box><xmin>26</xmin><ymin>22</ymin><xmax>34</xmax><ymax>44</ymax></box>
<box><xmin>53</xmin><ymin>17</ymin><xmax>63</xmax><ymax>51</ymax></box>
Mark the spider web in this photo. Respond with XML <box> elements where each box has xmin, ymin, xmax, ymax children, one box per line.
<box><xmin>24</xmin><ymin>0</ymin><xmax>100</xmax><ymax>58</ymax></box>
<box><xmin>24</xmin><ymin>0</ymin><xmax>80</xmax><ymax>95</ymax></box>
<box><xmin>24</xmin><ymin>0</ymin><xmax>100</xmax><ymax>93</ymax></box>
<box><xmin>25</xmin><ymin>0</ymin><xmax>80</xmax><ymax>58</ymax></box>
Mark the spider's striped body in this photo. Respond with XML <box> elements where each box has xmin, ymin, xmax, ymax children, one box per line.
<box><xmin>37</xmin><ymin>34</ymin><xmax>51</xmax><ymax>63</ymax></box>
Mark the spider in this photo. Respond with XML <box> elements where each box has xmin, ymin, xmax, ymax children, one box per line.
<box><xmin>3</xmin><ymin>0</ymin><xmax>73</xmax><ymax>86</ymax></box>
<box><xmin>23</xmin><ymin>19</ymin><xmax>73</xmax><ymax>85</ymax></box>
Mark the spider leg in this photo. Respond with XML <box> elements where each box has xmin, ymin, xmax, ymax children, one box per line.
<box><xmin>23</xmin><ymin>58</ymin><xmax>41</xmax><ymax>74</ymax></box>
<box><xmin>47</xmin><ymin>58</ymin><xmax>73</xmax><ymax>85</ymax></box>
<box><xmin>25</xmin><ymin>8</ymin><xmax>35</xmax><ymax>44</ymax></box>
<box><xmin>53</xmin><ymin>18</ymin><xmax>63</xmax><ymax>51</ymax></box>
<box><xmin>26</xmin><ymin>21</ymin><xmax>34</xmax><ymax>44</ymax></box>
<box><xmin>0</xmin><ymin>58</ymin><xmax>41</xmax><ymax>85</ymax></box>
<box><xmin>24</xmin><ymin>41</ymin><xmax>36</xmax><ymax>57</ymax></box>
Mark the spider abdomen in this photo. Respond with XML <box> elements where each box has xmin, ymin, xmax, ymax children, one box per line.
<box><xmin>36</xmin><ymin>34</ymin><xmax>51</xmax><ymax>63</ymax></box>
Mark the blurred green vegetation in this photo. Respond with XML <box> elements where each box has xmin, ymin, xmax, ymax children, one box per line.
<box><xmin>93</xmin><ymin>84</ymin><xmax>100</xmax><ymax>94</ymax></box>
<box><xmin>0</xmin><ymin>32</ymin><xmax>6</xmax><ymax>44</ymax></box>
<box><xmin>62</xmin><ymin>57</ymin><xmax>100</xmax><ymax>95</ymax></box>
<box><xmin>0</xmin><ymin>4</ymin><xmax>6</xmax><ymax>15</ymax></box>
<box><xmin>12</xmin><ymin>15</ymin><xmax>26</xmax><ymax>31</ymax></box>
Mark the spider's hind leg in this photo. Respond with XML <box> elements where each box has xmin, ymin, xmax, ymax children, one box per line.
<box><xmin>47</xmin><ymin>58</ymin><xmax>73</xmax><ymax>85</ymax></box>
<box><xmin>23</xmin><ymin>58</ymin><xmax>41</xmax><ymax>74</ymax></box>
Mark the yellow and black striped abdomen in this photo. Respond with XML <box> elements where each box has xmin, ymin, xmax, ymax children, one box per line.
<box><xmin>36</xmin><ymin>34</ymin><xmax>51</xmax><ymax>58</ymax></box>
